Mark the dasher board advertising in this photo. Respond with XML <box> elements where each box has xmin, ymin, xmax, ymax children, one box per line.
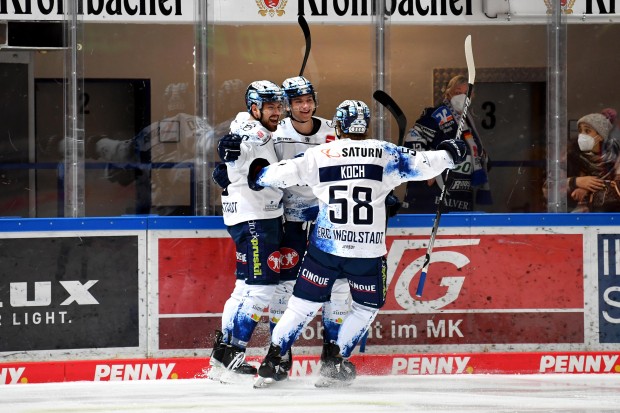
<box><xmin>154</xmin><ymin>229</ymin><xmax>589</xmax><ymax>353</ymax></box>
<box><xmin>0</xmin><ymin>236</ymin><xmax>140</xmax><ymax>352</ymax></box>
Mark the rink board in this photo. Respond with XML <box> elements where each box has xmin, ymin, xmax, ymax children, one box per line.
<box><xmin>152</xmin><ymin>214</ymin><xmax>616</xmax><ymax>356</ymax></box>
<box><xmin>0</xmin><ymin>214</ymin><xmax>620</xmax><ymax>384</ymax></box>
<box><xmin>151</xmin><ymin>229</ymin><xmax>585</xmax><ymax>351</ymax></box>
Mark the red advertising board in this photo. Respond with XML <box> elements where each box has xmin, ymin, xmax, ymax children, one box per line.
<box><xmin>379</xmin><ymin>233</ymin><xmax>584</xmax><ymax>345</ymax></box>
<box><xmin>157</xmin><ymin>232</ymin><xmax>584</xmax><ymax>349</ymax></box>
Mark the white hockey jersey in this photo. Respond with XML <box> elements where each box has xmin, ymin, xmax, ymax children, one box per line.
<box><xmin>221</xmin><ymin>112</ymin><xmax>283</xmax><ymax>226</ymax></box>
<box><xmin>256</xmin><ymin>138</ymin><xmax>455</xmax><ymax>258</ymax></box>
<box><xmin>273</xmin><ymin>117</ymin><xmax>336</xmax><ymax>222</ymax></box>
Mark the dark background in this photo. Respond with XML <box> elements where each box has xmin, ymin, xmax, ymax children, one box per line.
<box><xmin>0</xmin><ymin>236</ymin><xmax>139</xmax><ymax>351</ymax></box>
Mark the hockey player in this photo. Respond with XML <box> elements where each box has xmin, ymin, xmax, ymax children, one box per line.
<box><xmin>208</xmin><ymin>80</ymin><xmax>286</xmax><ymax>382</ymax></box>
<box><xmin>248</xmin><ymin>99</ymin><xmax>467</xmax><ymax>388</ymax></box>
<box><xmin>271</xmin><ymin>76</ymin><xmax>351</xmax><ymax>370</ymax></box>
<box><xmin>404</xmin><ymin>74</ymin><xmax>491</xmax><ymax>213</ymax></box>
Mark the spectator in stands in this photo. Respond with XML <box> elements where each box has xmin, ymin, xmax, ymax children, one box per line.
<box><xmin>568</xmin><ymin>110</ymin><xmax>620</xmax><ymax>212</ymax></box>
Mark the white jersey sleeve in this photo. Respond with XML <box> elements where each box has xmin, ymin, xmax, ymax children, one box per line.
<box><xmin>256</xmin><ymin>138</ymin><xmax>453</xmax><ymax>257</ymax></box>
<box><xmin>221</xmin><ymin>112</ymin><xmax>283</xmax><ymax>226</ymax></box>
<box><xmin>273</xmin><ymin>117</ymin><xmax>336</xmax><ymax>222</ymax></box>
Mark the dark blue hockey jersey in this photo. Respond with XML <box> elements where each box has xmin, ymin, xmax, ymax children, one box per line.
<box><xmin>404</xmin><ymin>102</ymin><xmax>489</xmax><ymax>213</ymax></box>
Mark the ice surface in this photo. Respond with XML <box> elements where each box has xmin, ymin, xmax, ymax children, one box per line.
<box><xmin>2</xmin><ymin>374</ymin><xmax>620</xmax><ymax>413</ymax></box>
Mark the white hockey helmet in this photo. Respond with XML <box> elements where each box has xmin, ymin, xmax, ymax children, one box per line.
<box><xmin>245</xmin><ymin>80</ymin><xmax>285</xmax><ymax>113</ymax></box>
<box><xmin>282</xmin><ymin>76</ymin><xmax>318</xmax><ymax>117</ymax></box>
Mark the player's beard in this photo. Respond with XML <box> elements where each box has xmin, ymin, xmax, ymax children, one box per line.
<box><xmin>262</xmin><ymin>114</ymin><xmax>280</xmax><ymax>132</ymax></box>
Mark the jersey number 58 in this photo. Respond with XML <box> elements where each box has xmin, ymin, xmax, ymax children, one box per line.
<box><xmin>328</xmin><ymin>185</ymin><xmax>374</xmax><ymax>225</ymax></box>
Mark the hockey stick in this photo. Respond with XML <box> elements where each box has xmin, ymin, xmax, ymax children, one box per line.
<box><xmin>298</xmin><ymin>15</ymin><xmax>311</xmax><ymax>76</ymax></box>
<box><xmin>416</xmin><ymin>34</ymin><xmax>476</xmax><ymax>297</ymax></box>
<box><xmin>372</xmin><ymin>90</ymin><xmax>407</xmax><ymax>146</ymax></box>
<box><xmin>373</xmin><ymin>90</ymin><xmax>411</xmax><ymax>208</ymax></box>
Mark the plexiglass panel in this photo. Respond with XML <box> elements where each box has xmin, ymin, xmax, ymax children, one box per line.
<box><xmin>0</xmin><ymin>1</ymin><xmax>619</xmax><ymax>217</ymax></box>
<box><xmin>388</xmin><ymin>24</ymin><xmax>548</xmax><ymax>213</ymax></box>
<box><xmin>566</xmin><ymin>23</ymin><xmax>620</xmax><ymax>213</ymax></box>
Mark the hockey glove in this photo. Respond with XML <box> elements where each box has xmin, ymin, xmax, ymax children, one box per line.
<box><xmin>217</xmin><ymin>133</ymin><xmax>243</xmax><ymax>162</ymax></box>
<box><xmin>385</xmin><ymin>192</ymin><xmax>402</xmax><ymax>218</ymax></box>
<box><xmin>437</xmin><ymin>139</ymin><xmax>468</xmax><ymax>164</ymax></box>
<box><xmin>211</xmin><ymin>163</ymin><xmax>230</xmax><ymax>189</ymax></box>
<box><xmin>247</xmin><ymin>158</ymin><xmax>270</xmax><ymax>191</ymax></box>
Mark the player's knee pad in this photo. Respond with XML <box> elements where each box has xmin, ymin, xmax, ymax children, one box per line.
<box><xmin>287</xmin><ymin>295</ymin><xmax>323</xmax><ymax>319</ymax></box>
<box><xmin>350</xmin><ymin>301</ymin><xmax>379</xmax><ymax>324</ymax></box>
<box><xmin>221</xmin><ymin>280</ymin><xmax>247</xmax><ymax>339</ymax></box>
<box><xmin>269</xmin><ymin>280</ymin><xmax>296</xmax><ymax>329</ymax></box>
<box><xmin>322</xmin><ymin>292</ymin><xmax>350</xmax><ymax>344</ymax></box>
<box><xmin>231</xmin><ymin>284</ymin><xmax>277</xmax><ymax>347</ymax></box>
<box><xmin>272</xmin><ymin>295</ymin><xmax>322</xmax><ymax>351</ymax></box>
<box><xmin>337</xmin><ymin>302</ymin><xmax>379</xmax><ymax>358</ymax></box>
<box><xmin>243</xmin><ymin>283</ymin><xmax>277</xmax><ymax>310</ymax></box>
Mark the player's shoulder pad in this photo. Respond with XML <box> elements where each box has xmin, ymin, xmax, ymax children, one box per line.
<box><xmin>237</xmin><ymin>123</ymin><xmax>272</xmax><ymax>143</ymax></box>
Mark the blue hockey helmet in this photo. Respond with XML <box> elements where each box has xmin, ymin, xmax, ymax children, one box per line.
<box><xmin>282</xmin><ymin>76</ymin><xmax>318</xmax><ymax>118</ymax></box>
<box><xmin>334</xmin><ymin>100</ymin><xmax>370</xmax><ymax>135</ymax></box>
<box><xmin>245</xmin><ymin>80</ymin><xmax>285</xmax><ymax>113</ymax></box>
<box><xmin>282</xmin><ymin>76</ymin><xmax>317</xmax><ymax>103</ymax></box>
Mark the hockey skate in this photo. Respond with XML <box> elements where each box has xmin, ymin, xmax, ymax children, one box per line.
<box><xmin>320</xmin><ymin>340</ymin><xmax>330</xmax><ymax>363</ymax></box>
<box><xmin>314</xmin><ymin>343</ymin><xmax>356</xmax><ymax>388</ymax></box>
<box><xmin>207</xmin><ymin>330</ymin><xmax>226</xmax><ymax>381</ymax></box>
<box><xmin>253</xmin><ymin>344</ymin><xmax>288</xmax><ymax>388</ymax></box>
<box><xmin>279</xmin><ymin>347</ymin><xmax>293</xmax><ymax>380</ymax></box>
<box><xmin>218</xmin><ymin>343</ymin><xmax>258</xmax><ymax>384</ymax></box>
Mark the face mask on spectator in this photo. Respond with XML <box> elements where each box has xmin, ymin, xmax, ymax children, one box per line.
<box><xmin>450</xmin><ymin>94</ymin><xmax>467</xmax><ymax>113</ymax></box>
<box><xmin>578</xmin><ymin>133</ymin><xmax>596</xmax><ymax>152</ymax></box>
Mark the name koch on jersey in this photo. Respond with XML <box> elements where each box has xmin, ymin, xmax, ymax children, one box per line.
<box><xmin>319</xmin><ymin>163</ymin><xmax>384</xmax><ymax>182</ymax></box>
